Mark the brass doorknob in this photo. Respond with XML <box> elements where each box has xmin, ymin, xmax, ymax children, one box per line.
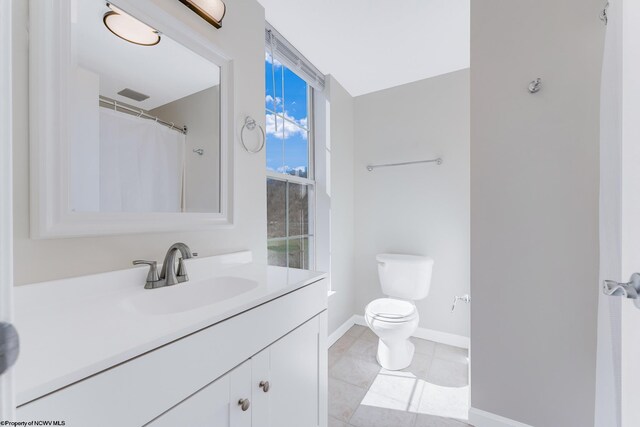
<box><xmin>259</xmin><ymin>380</ymin><xmax>270</xmax><ymax>392</ymax></box>
<box><xmin>238</xmin><ymin>398</ymin><xmax>250</xmax><ymax>411</ymax></box>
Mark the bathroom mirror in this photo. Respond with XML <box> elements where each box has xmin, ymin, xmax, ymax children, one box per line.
<box><xmin>30</xmin><ymin>0</ymin><xmax>234</xmax><ymax>238</ymax></box>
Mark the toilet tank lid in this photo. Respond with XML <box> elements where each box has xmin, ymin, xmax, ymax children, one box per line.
<box><xmin>376</xmin><ymin>254</ymin><xmax>434</xmax><ymax>265</ymax></box>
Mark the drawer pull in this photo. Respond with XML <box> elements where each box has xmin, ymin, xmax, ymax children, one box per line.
<box><xmin>259</xmin><ymin>381</ymin><xmax>270</xmax><ymax>393</ymax></box>
<box><xmin>238</xmin><ymin>398</ymin><xmax>250</xmax><ymax>411</ymax></box>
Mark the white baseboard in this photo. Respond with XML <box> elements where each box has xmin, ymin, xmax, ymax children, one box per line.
<box><xmin>328</xmin><ymin>314</ymin><xmax>471</xmax><ymax>350</ymax></box>
<box><xmin>352</xmin><ymin>315</ymin><xmax>470</xmax><ymax>349</ymax></box>
<box><xmin>468</xmin><ymin>408</ymin><xmax>533</xmax><ymax>427</ymax></box>
<box><xmin>412</xmin><ymin>326</ymin><xmax>470</xmax><ymax>349</ymax></box>
<box><xmin>328</xmin><ymin>315</ymin><xmax>358</xmax><ymax>347</ymax></box>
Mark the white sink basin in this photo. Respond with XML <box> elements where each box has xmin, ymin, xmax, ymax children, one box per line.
<box><xmin>122</xmin><ymin>276</ymin><xmax>259</xmax><ymax>315</ymax></box>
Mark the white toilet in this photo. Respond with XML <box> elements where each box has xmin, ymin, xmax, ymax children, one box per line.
<box><xmin>365</xmin><ymin>254</ymin><xmax>434</xmax><ymax>370</ymax></box>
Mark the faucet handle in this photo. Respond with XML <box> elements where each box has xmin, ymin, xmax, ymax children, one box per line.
<box><xmin>177</xmin><ymin>258</ymin><xmax>189</xmax><ymax>283</ymax></box>
<box><xmin>133</xmin><ymin>260</ymin><xmax>160</xmax><ymax>288</ymax></box>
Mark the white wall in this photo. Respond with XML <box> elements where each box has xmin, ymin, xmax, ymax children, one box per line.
<box><xmin>12</xmin><ymin>0</ymin><xmax>267</xmax><ymax>285</ymax></box>
<box><xmin>152</xmin><ymin>86</ymin><xmax>221</xmax><ymax>213</ymax></box>
<box><xmin>324</xmin><ymin>76</ymin><xmax>356</xmax><ymax>334</ymax></box>
<box><xmin>470</xmin><ymin>1</ymin><xmax>604</xmax><ymax>426</ymax></box>
<box><xmin>353</xmin><ymin>69</ymin><xmax>470</xmax><ymax>339</ymax></box>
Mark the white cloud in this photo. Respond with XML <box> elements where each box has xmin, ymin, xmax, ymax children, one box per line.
<box><xmin>266</xmin><ymin>112</ymin><xmax>308</xmax><ymax>140</ymax></box>
<box><xmin>265</xmin><ymin>52</ymin><xmax>282</xmax><ymax>68</ymax></box>
<box><xmin>276</xmin><ymin>165</ymin><xmax>307</xmax><ymax>175</ymax></box>
<box><xmin>265</xmin><ymin>95</ymin><xmax>282</xmax><ymax>108</ymax></box>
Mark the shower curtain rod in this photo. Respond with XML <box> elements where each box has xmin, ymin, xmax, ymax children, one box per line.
<box><xmin>98</xmin><ymin>95</ymin><xmax>188</xmax><ymax>135</ymax></box>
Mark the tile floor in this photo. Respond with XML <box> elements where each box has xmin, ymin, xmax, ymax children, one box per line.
<box><xmin>329</xmin><ymin>325</ymin><xmax>472</xmax><ymax>427</ymax></box>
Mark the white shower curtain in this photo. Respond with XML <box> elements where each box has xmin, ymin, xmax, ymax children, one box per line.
<box><xmin>99</xmin><ymin>108</ymin><xmax>185</xmax><ymax>212</ymax></box>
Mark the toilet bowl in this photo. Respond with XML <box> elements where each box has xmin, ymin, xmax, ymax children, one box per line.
<box><xmin>365</xmin><ymin>254</ymin><xmax>434</xmax><ymax>370</ymax></box>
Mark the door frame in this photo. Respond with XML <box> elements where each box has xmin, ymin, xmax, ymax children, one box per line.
<box><xmin>0</xmin><ymin>0</ymin><xmax>15</xmax><ymax>419</ymax></box>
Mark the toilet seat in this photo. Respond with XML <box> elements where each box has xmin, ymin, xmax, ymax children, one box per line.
<box><xmin>365</xmin><ymin>298</ymin><xmax>417</xmax><ymax>323</ymax></box>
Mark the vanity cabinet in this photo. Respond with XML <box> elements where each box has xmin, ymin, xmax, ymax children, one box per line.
<box><xmin>148</xmin><ymin>361</ymin><xmax>252</xmax><ymax>427</ymax></box>
<box><xmin>268</xmin><ymin>319</ymin><xmax>322</xmax><ymax>427</ymax></box>
<box><xmin>16</xmin><ymin>277</ymin><xmax>328</xmax><ymax>427</ymax></box>
<box><xmin>149</xmin><ymin>317</ymin><xmax>323</xmax><ymax>427</ymax></box>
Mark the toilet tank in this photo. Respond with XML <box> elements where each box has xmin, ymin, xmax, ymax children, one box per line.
<box><xmin>376</xmin><ymin>254</ymin><xmax>434</xmax><ymax>301</ymax></box>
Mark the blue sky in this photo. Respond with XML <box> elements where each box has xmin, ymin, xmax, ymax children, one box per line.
<box><xmin>265</xmin><ymin>54</ymin><xmax>310</xmax><ymax>176</ymax></box>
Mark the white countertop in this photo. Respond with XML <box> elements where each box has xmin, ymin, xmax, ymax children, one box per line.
<box><xmin>13</xmin><ymin>251</ymin><xmax>327</xmax><ymax>406</ymax></box>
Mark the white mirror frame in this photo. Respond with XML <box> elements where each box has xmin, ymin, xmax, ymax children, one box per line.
<box><xmin>29</xmin><ymin>0</ymin><xmax>234</xmax><ymax>239</ymax></box>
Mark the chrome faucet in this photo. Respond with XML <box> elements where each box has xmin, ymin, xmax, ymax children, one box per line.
<box><xmin>160</xmin><ymin>242</ymin><xmax>193</xmax><ymax>286</ymax></box>
<box><xmin>133</xmin><ymin>242</ymin><xmax>194</xmax><ymax>289</ymax></box>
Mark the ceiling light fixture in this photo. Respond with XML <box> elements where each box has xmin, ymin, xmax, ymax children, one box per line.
<box><xmin>178</xmin><ymin>0</ymin><xmax>226</xmax><ymax>29</ymax></box>
<box><xmin>103</xmin><ymin>3</ymin><xmax>161</xmax><ymax>46</ymax></box>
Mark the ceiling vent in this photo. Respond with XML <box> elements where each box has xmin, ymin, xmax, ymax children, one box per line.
<box><xmin>117</xmin><ymin>88</ymin><xmax>150</xmax><ymax>102</ymax></box>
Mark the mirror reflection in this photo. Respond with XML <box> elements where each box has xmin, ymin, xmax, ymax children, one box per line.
<box><xmin>69</xmin><ymin>1</ymin><xmax>221</xmax><ymax>213</ymax></box>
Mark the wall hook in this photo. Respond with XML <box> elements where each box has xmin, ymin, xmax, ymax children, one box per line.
<box><xmin>528</xmin><ymin>78</ymin><xmax>542</xmax><ymax>94</ymax></box>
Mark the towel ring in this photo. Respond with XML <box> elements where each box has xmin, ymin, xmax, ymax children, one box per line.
<box><xmin>241</xmin><ymin>116</ymin><xmax>265</xmax><ymax>153</ymax></box>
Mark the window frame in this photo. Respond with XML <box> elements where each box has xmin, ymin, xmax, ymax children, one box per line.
<box><xmin>265</xmin><ymin>70</ymin><xmax>316</xmax><ymax>270</ymax></box>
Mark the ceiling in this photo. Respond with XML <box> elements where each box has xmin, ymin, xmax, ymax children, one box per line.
<box><xmin>257</xmin><ymin>0</ymin><xmax>470</xmax><ymax>97</ymax></box>
<box><xmin>74</xmin><ymin>0</ymin><xmax>220</xmax><ymax>110</ymax></box>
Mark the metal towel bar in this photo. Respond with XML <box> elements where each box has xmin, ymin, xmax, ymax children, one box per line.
<box><xmin>366</xmin><ymin>158</ymin><xmax>443</xmax><ymax>172</ymax></box>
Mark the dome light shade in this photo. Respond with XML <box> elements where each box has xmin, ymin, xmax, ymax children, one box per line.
<box><xmin>178</xmin><ymin>0</ymin><xmax>226</xmax><ymax>29</ymax></box>
<box><xmin>103</xmin><ymin>4</ymin><xmax>161</xmax><ymax>46</ymax></box>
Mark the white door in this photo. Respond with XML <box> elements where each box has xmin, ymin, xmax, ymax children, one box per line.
<box><xmin>148</xmin><ymin>361</ymin><xmax>252</xmax><ymax>427</ymax></box>
<box><xmin>620</xmin><ymin>1</ymin><xmax>640</xmax><ymax>424</ymax></box>
<box><xmin>601</xmin><ymin>1</ymin><xmax>640</xmax><ymax>426</ymax></box>
<box><xmin>0</xmin><ymin>0</ymin><xmax>17</xmax><ymax>420</ymax></box>
<box><xmin>269</xmin><ymin>317</ymin><xmax>321</xmax><ymax>427</ymax></box>
<box><xmin>251</xmin><ymin>312</ymin><xmax>328</xmax><ymax>427</ymax></box>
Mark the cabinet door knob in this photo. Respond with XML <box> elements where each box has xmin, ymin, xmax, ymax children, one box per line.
<box><xmin>238</xmin><ymin>398</ymin><xmax>250</xmax><ymax>411</ymax></box>
<box><xmin>259</xmin><ymin>381</ymin><xmax>270</xmax><ymax>392</ymax></box>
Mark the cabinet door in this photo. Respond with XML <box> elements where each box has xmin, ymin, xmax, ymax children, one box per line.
<box><xmin>251</xmin><ymin>348</ymin><xmax>271</xmax><ymax>427</ymax></box>
<box><xmin>269</xmin><ymin>317</ymin><xmax>321</xmax><ymax>427</ymax></box>
<box><xmin>148</xmin><ymin>361</ymin><xmax>252</xmax><ymax>427</ymax></box>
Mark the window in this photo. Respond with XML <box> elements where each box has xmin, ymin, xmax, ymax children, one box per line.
<box><xmin>265</xmin><ymin>52</ymin><xmax>315</xmax><ymax>269</ymax></box>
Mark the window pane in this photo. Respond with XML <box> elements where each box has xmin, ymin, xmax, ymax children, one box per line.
<box><xmin>265</xmin><ymin>53</ymin><xmax>283</xmax><ymax>114</ymax></box>
<box><xmin>265</xmin><ymin>58</ymin><xmax>311</xmax><ymax>177</ymax></box>
<box><xmin>284</xmin><ymin>129</ymin><xmax>309</xmax><ymax>178</ymax></box>
<box><xmin>267</xmin><ymin>178</ymin><xmax>286</xmax><ymax>238</ymax></box>
<box><xmin>268</xmin><ymin>239</ymin><xmax>288</xmax><ymax>267</ymax></box>
<box><xmin>288</xmin><ymin>236</ymin><xmax>312</xmax><ymax>269</ymax></box>
<box><xmin>265</xmin><ymin>55</ymin><xmax>314</xmax><ymax>270</ymax></box>
<box><xmin>283</xmin><ymin>67</ymin><xmax>308</xmax><ymax>125</ymax></box>
<box><xmin>265</xmin><ymin>114</ymin><xmax>284</xmax><ymax>172</ymax></box>
<box><xmin>288</xmin><ymin>182</ymin><xmax>311</xmax><ymax>237</ymax></box>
